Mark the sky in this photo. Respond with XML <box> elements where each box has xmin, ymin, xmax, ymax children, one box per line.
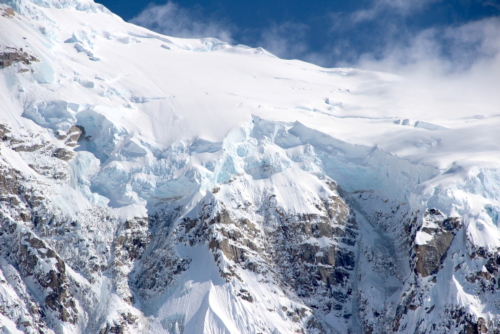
<box><xmin>96</xmin><ymin>0</ymin><xmax>500</xmax><ymax>74</ymax></box>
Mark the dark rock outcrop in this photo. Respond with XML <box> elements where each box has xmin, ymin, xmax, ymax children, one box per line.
<box><xmin>0</xmin><ymin>47</ymin><xmax>39</xmax><ymax>69</ymax></box>
<box><xmin>414</xmin><ymin>210</ymin><xmax>461</xmax><ymax>277</ymax></box>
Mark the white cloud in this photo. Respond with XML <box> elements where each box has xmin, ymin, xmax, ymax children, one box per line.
<box><xmin>130</xmin><ymin>2</ymin><xmax>234</xmax><ymax>43</ymax></box>
<box><xmin>250</xmin><ymin>21</ymin><xmax>337</xmax><ymax>66</ymax></box>
<box><xmin>130</xmin><ymin>3</ymin><xmax>317</xmax><ymax>62</ymax></box>
<box><xmin>356</xmin><ymin>17</ymin><xmax>500</xmax><ymax>75</ymax></box>
<box><xmin>353</xmin><ymin>17</ymin><xmax>500</xmax><ymax>124</ymax></box>
<box><xmin>256</xmin><ymin>22</ymin><xmax>309</xmax><ymax>59</ymax></box>
<box><xmin>351</xmin><ymin>0</ymin><xmax>439</xmax><ymax>23</ymax></box>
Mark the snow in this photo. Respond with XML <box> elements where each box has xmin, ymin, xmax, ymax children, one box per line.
<box><xmin>0</xmin><ymin>314</ymin><xmax>25</xmax><ymax>334</ymax></box>
<box><xmin>2</xmin><ymin>0</ymin><xmax>500</xmax><ymax>333</ymax></box>
<box><xmin>414</xmin><ymin>231</ymin><xmax>433</xmax><ymax>245</ymax></box>
<box><xmin>114</xmin><ymin>204</ymin><xmax>148</xmax><ymax>222</ymax></box>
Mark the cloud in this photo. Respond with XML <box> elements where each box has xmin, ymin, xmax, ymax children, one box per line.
<box><xmin>129</xmin><ymin>0</ymin><xmax>500</xmax><ymax>80</ymax></box>
<box><xmin>130</xmin><ymin>3</ymin><xmax>318</xmax><ymax>62</ymax></box>
<box><xmin>130</xmin><ymin>2</ymin><xmax>234</xmax><ymax>43</ymax></box>
<box><xmin>253</xmin><ymin>22</ymin><xmax>340</xmax><ymax>67</ymax></box>
<box><xmin>355</xmin><ymin>17</ymin><xmax>500</xmax><ymax>75</ymax></box>
<box><xmin>255</xmin><ymin>22</ymin><xmax>309</xmax><ymax>59</ymax></box>
<box><xmin>352</xmin><ymin>17</ymin><xmax>500</xmax><ymax>125</ymax></box>
<box><xmin>323</xmin><ymin>0</ymin><xmax>500</xmax><ymax>76</ymax></box>
<box><xmin>350</xmin><ymin>0</ymin><xmax>438</xmax><ymax>23</ymax></box>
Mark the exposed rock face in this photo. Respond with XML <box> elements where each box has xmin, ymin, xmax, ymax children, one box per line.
<box><xmin>132</xmin><ymin>208</ymin><xmax>191</xmax><ymax>300</ymax></box>
<box><xmin>2</xmin><ymin>7</ymin><xmax>16</xmax><ymax>18</ymax></box>
<box><xmin>0</xmin><ymin>162</ymin><xmax>78</xmax><ymax>330</ymax></box>
<box><xmin>260</xmin><ymin>195</ymin><xmax>357</xmax><ymax>318</ymax></box>
<box><xmin>111</xmin><ymin>217</ymin><xmax>150</xmax><ymax>304</ymax></box>
<box><xmin>1</xmin><ymin>121</ymin><xmax>82</xmax><ymax>162</ymax></box>
<box><xmin>56</xmin><ymin>125</ymin><xmax>84</xmax><ymax>147</ymax></box>
<box><xmin>17</xmin><ymin>232</ymin><xmax>78</xmax><ymax>324</ymax></box>
<box><xmin>0</xmin><ymin>124</ymin><xmax>149</xmax><ymax>333</ymax></box>
<box><xmin>2</xmin><ymin>108</ymin><xmax>500</xmax><ymax>334</ymax></box>
<box><xmin>52</xmin><ymin>147</ymin><xmax>75</xmax><ymax>160</ymax></box>
<box><xmin>414</xmin><ymin>210</ymin><xmax>461</xmax><ymax>277</ymax></box>
<box><xmin>0</xmin><ymin>124</ymin><xmax>11</xmax><ymax>140</ymax></box>
<box><xmin>133</xmin><ymin>185</ymin><xmax>358</xmax><ymax>331</ymax></box>
<box><xmin>0</xmin><ymin>47</ymin><xmax>39</xmax><ymax>69</ymax></box>
<box><xmin>3</xmin><ymin>112</ymin><xmax>500</xmax><ymax>334</ymax></box>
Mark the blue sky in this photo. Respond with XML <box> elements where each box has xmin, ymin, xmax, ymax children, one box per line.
<box><xmin>97</xmin><ymin>0</ymin><xmax>500</xmax><ymax>72</ymax></box>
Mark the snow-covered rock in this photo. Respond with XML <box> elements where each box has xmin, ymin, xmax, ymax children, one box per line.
<box><xmin>1</xmin><ymin>0</ymin><xmax>500</xmax><ymax>333</ymax></box>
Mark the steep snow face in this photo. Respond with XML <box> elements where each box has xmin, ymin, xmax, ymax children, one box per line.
<box><xmin>2</xmin><ymin>0</ymin><xmax>500</xmax><ymax>333</ymax></box>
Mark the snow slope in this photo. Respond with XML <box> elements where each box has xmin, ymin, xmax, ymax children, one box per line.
<box><xmin>1</xmin><ymin>0</ymin><xmax>500</xmax><ymax>333</ymax></box>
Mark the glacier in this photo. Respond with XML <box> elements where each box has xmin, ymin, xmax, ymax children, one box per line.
<box><xmin>1</xmin><ymin>0</ymin><xmax>500</xmax><ymax>333</ymax></box>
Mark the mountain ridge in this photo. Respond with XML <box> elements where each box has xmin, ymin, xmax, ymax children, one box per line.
<box><xmin>1</xmin><ymin>0</ymin><xmax>500</xmax><ymax>333</ymax></box>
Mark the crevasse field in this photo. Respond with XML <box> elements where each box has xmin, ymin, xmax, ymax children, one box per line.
<box><xmin>1</xmin><ymin>0</ymin><xmax>500</xmax><ymax>333</ymax></box>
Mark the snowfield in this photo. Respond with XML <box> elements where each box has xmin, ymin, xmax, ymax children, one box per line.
<box><xmin>1</xmin><ymin>0</ymin><xmax>500</xmax><ymax>333</ymax></box>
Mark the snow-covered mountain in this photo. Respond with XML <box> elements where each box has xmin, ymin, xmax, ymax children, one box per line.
<box><xmin>1</xmin><ymin>0</ymin><xmax>500</xmax><ymax>333</ymax></box>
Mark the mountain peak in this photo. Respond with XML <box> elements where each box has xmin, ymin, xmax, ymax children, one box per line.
<box><xmin>1</xmin><ymin>1</ymin><xmax>500</xmax><ymax>333</ymax></box>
